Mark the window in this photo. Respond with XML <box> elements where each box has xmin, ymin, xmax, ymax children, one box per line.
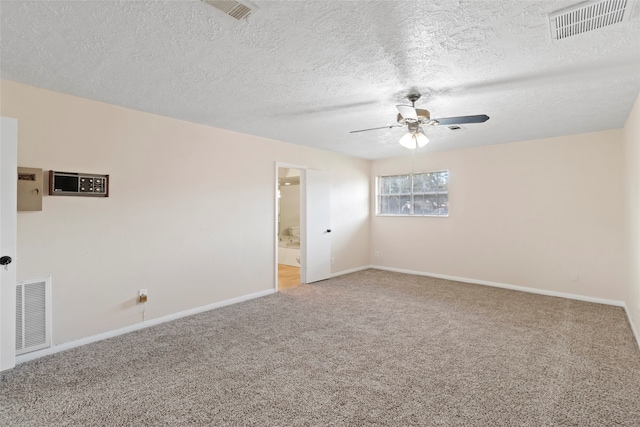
<box><xmin>377</xmin><ymin>171</ymin><xmax>449</xmax><ymax>216</ymax></box>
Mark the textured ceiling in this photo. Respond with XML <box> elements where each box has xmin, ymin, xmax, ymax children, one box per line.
<box><xmin>1</xmin><ymin>0</ymin><xmax>639</xmax><ymax>159</ymax></box>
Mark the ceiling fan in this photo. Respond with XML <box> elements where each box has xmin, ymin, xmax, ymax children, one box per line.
<box><xmin>349</xmin><ymin>93</ymin><xmax>489</xmax><ymax>149</ymax></box>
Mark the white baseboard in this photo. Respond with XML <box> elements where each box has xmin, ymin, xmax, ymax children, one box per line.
<box><xmin>16</xmin><ymin>288</ymin><xmax>276</xmax><ymax>365</ymax></box>
<box><xmin>623</xmin><ymin>303</ymin><xmax>640</xmax><ymax>351</ymax></box>
<box><xmin>330</xmin><ymin>265</ymin><xmax>373</xmax><ymax>278</ymax></box>
<box><xmin>371</xmin><ymin>265</ymin><xmax>625</xmax><ymax>307</ymax></box>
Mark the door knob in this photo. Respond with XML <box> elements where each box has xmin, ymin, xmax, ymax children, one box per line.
<box><xmin>0</xmin><ymin>256</ymin><xmax>12</xmax><ymax>266</ymax></box>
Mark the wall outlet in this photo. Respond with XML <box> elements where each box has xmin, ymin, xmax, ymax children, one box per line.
<box><xmin>374</xmin><ymin>251</ymin><xmax>379</xmax><ymax>257</ymax></box>
<box><xmin>570</xmin><ymin>273</ymin><xmax>579</xmax><ymax>283</ymax></box>
<box><xmin>331</xmin><ymin>257</ymin><xmax>335</xmax><ymax>265</ymax></box>
<box><xmin>138</xmin><ymin>289</ymin><xmax>148</xmax><ymax>303</ymax></box>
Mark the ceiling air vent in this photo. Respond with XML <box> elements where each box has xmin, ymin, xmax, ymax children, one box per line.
<box><xmin>201</xmin><ymin>0</ymin><xmax>256</xmax><ymax>21</ymax></box>
<box><xmin>549</xmin><ymin>0</ymin><xmax>635</xmax><ymax>40</ymax></box>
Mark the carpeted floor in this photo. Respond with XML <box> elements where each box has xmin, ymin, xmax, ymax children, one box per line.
<box><xmin>1</xmin><ymin>269</ymin><xmax>639</xmax><ymax>426</ymax></box>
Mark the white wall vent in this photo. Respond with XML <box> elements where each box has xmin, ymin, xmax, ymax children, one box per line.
<box><xmin>201</xmin><ymin>0</ymin><xmax>257</xmax><ymax>21</ymax></box>
<box><xmin>16</xmin><ymin>277</ymin><xmax>51</xmax><ymax>355</ymax></box>
<box><xmin>549</xmin><ymin>0</ymin><xmax>635</xmax><ymax>40</ymax></box>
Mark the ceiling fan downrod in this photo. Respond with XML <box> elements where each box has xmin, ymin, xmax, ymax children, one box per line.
<box><xmin>407</xmin><ymin>93</ymin><xmax>421</xmax><ymax>107</ymax></box>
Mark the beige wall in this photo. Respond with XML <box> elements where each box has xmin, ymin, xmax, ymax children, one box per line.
<box><xmin>0</xmin><ymin>80</ymin><xmax>370</xmax><ymax>345</ymax></box>
<box><xmin>371</xmin><ymin>129</ymin><xmax>627</xmax><ymax>302</ymax></box>
<box><xmin>624</xmin><ymin>93</ymin><xmax>640</xmax><ymax>344</ymax></box>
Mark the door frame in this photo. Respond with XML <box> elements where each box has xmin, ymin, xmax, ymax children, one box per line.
<box><xmin>275</xmin><ymin>163</ymin><xmax>306</xmax><ymax>291</ymax></box>
<box><xmin>1</xmin><ymin>116</ymin><xmax>18</xmax><ymax>371</ymax></box>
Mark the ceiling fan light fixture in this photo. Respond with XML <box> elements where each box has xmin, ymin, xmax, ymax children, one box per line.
<box><xmin>399</xmin><ymin>132</ymin><xmax>414</xmax><ymax>149</ymax></box>
<box><xmin>399</xmin><ymin>130</ymin><xmax>429</xmax><ymax>149</ymax></box>
<box><xmin>415</xmin><ymin>132</ymin><xmax>429</xmax><ymax>147</ymax></box>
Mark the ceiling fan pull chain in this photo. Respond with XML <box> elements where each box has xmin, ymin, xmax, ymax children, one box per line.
<box><xmin>412</xmin><ymin>144</ymin><xmax>417</xmax><ymax>174</ymax></box>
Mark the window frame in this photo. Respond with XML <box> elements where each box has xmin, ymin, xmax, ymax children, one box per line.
<box><xmin>376</xmin><ymin>170</ymin><xmax>449</xmax><ymax>217</ymax></box>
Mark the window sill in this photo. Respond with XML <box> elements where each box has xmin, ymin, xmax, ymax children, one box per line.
<box><xmin>375</xmin><ymin>214</ymin><xmax>448</xmax><ymax>218</ymax></box>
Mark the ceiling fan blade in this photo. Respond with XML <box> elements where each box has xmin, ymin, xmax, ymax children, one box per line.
<box><xmin>432</xmin><ymin>115</ymin><xmax>490</xmax><ymax>125</ymax></box>
<box><xmin>396</xmin><ymin>105</ymin><xmax>418</xmax><ymax>121</ymax></box>
<box><xmin>279</xmin><ymin>99</ymin><xmax>380</xmax><ymax>117</ymax></box>
<box><xmin>349</xmin><ymin>124</ymin><xmax>402</xmax><ymax>134</ymax></box>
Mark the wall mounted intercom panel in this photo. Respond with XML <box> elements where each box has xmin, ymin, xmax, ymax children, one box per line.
<box><xmin>49</xmin><ymin>171</ymin><xmax>109</xmax><ymax>197</ymax></box>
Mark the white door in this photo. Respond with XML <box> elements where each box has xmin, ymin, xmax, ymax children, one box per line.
<box><xmin>0</xmin><ymin>117</ymin><xmax>18</xmax><ymax>371</ymax></box>
<box><xmin>302</xmin><ymin>169</ymin><xmax>331</xmax><ymax>283</ymax></box>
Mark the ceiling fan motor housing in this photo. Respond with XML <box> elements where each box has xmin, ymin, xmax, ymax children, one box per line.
<box><xmin>407</xmin><ymin>122</ymin><xmax>421</xmax><ymax>132</ymax></box>
<box><xmin>397</xmin><ymin>109</ymin><xmax>431</xmax><ymax>125</ymax></box>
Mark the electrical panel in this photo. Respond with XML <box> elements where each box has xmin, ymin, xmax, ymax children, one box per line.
<box><xmin>17</xmin><ymin>167</ymin><xmax>43</xmax><ymax>211</ymax></box>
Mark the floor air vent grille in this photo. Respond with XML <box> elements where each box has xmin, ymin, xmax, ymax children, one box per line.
<box><xmin>549</xmin><ymin>0</ymin><xmax>634</xmax><ymax>40</ymax></box>
<box><xmin>16</xmin><ymin>278</ymin><xmax>51</xmax><ymax>355</ymax></box>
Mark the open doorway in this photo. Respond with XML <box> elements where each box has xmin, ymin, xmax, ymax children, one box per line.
<box><xmin>277</xmin><ymin>167</ymin><xmax>301</xmax><ymax>290</ymax></box>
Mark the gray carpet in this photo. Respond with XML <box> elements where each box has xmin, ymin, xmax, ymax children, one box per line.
<box><xmin>1</xmin><ymin>269</ymin><xmax>639</xmax><ymax>426</ymax></box>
